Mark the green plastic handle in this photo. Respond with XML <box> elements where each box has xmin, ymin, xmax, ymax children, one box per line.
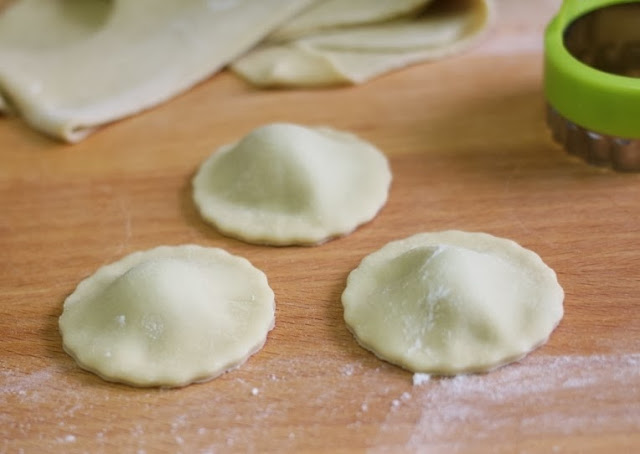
<box><xmin>544</xmin><ymin>0</ymin><xmax>640</xmax><ymax>138</ymax></box>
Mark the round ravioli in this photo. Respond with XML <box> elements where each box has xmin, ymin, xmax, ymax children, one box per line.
<box><xmin>192</xmin><ymin>123</ymin><xmax>391</xmax><ymax>246</ymax></box>
<box><xmin>59</xmin><ymin>245</ymin><xmax>275</xmax><ymax>387</ymax></box>
<box><xmin>342</xmin><ymin>231</ymin><xmax>564</xmax><ymax>375</ymax></box>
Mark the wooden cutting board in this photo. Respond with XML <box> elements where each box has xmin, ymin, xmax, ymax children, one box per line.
<box><xmin>2</xmin><ymin>1</ymin><xmax>639</xmax><ymax>452</ymax></box>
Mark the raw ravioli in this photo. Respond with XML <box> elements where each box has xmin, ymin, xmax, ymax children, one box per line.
<box><xmin>192</xmin><ymin>123</ymin><xmax>392</xmax><ymax>246</ymax></box>
<box><xmin>342</xmin><ymin>231</ymin><xmax>564</xmax><ymax>375</ymax></box>
<box><xmin>59</xmin><ymin>245</ymin><xmax>275</xmax><ymax>387</ymax></box>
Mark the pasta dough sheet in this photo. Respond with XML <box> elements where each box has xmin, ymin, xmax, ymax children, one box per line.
<box><xmin>0</xmin><ymin>0</ymin><xmax>495</xmax><ymax>141</ymax></box>
<box><xmin>232</xmin><ymin>0</ymin><xmax>494</xmax><ymax>87</ymax></box>
<box><xmin>0</xmin><ymin>0</ymin><xmax>319</xmax><ymax>142</ymax></box>
<box><xmin>266</xmin><ymin>0</ymin><xmax>432</xmax><ymax>42</ymax></box>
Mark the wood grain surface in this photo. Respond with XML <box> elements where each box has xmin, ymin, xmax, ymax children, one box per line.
<box><xmin>2</xmin><ymin>1</ymin><xmax>640</xmax><ymax>452</ymax></box>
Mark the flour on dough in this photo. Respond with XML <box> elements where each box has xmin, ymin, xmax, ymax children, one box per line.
<box><xmin>192</xmin><ymin>123</ymin><xmax>392</xmax><ymax>246</ymax></box>
<box><xmin>232</xmin><ymin>0</ymin><xmax>494</xmax><ymax>87</ymax></box>
<box><xmin>0</xmin><ymin>0</ymin><xmax>319</xmax><ymax>142</ymax></box>
<box><xmin>342</xmin><ymin>231</ymin><xmax>564</xmax><ymax>375</ymax></box>
<box><xmin>59</xmin><ymin>245</ymin><xmax>275</xmax><ymax>388</ymax></box>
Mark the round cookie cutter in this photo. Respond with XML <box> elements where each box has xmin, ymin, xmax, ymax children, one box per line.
<box><xmin>544</xmin><ymin>0</ymin><xmax>640</xmax><ymax>171</ymax></box>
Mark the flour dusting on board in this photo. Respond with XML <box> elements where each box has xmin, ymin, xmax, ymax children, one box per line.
<box><xmin>395</xmin><ymin>353</ymin><xmax>640</xmax><ymax>449</ymax></box>
<box><xmin>412</xmin><ymin>373</ymin><xmax>431</xmax><ymax>386</ymax></box>
<box><xmin>0</xmin><ymin>368</ymin><xmax>53</xmax><ymax>400</ymax></box>
<box><xmin>2</xmin><ymin>353</ymin><xmax>639</xmax><ymax>452</ymax></box>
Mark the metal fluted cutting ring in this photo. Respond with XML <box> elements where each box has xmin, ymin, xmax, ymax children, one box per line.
<box><xmin>544</xmin><ymin>0</ymin><xmax>640</xmax><ymax>171</ymax></box>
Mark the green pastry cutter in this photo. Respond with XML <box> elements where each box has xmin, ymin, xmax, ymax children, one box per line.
<box><xmin>545</xmin><ymin>0</ymin><xmax>640</xmax><ymax>170</ymax></box>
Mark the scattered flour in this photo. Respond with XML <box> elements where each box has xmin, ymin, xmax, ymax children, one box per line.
<box><xmin>115</xmin><ymin>314</ymin><xmax>126</xmax><ymax>327</ymax></box>
<box><xmin>0</xmin><ymin>368</ymin><xmax>53</xmax><ymax>400</ymax></box>
<box><xmin>398</xmin><ymin>353</ymin><xmax>640</xmax><ymax>449</ymax></box>
<box><xmin>412</xmin><ymin>373</ymin><xmax>431</xmax><ymax>386</ymax></box>
<box><xmin>3</xmin><ymin>353</ymin><xmax>638</xmax><ymax>452</ymax></box>
<box><xmin>341</xmin><ymin>364</ymin><xmax>355</xmax><ymax>377</ymax></box>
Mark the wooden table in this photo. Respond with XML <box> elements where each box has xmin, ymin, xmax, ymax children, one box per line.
<box><xmin>2</xmin><ymin>1</ymin><xmax>639</xmax><ymax>452</ymax></box>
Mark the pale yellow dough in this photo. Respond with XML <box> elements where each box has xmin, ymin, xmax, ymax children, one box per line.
<box><xmin>59</xmin><ymin>245</ymin><xmax>275</xmax><ymax>388</ymax></box>
<box><xmin>267</xmin><ymin>0</ymin><xmax>432</xmax><ymax>42</ymax></box>
<box><xmin>342</xmin><ymin>231</ymin><xmax>564</xmax><ymax>375</ymax></box>
<box><xmin>0</xmin><ymin>0</ymin><xmax>319</xmax><ymax>142</ymax></box>
<box><xmin>232</xmin><ymin>0</ymin><xmax>494</xmax><ymax>87</ymax></box>
<box><xmin>192</xmin><ymin>123</ymin><xmax>392</xmax><ymax>246</ymax></box>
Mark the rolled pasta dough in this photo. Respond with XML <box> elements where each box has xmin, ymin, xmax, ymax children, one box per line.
<box><xmin>0</xmin><ymin>0</ymin><xmax>319</xmax><ymax>141</ymax></box>
<box><xmin>232</xmin><ymin>0</ymin><xmax>494</xmax><ymax>87</ymax></box>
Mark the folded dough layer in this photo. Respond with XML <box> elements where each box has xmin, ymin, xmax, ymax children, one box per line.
<box><xmin>232</xmin><ymin>0</ymin><xmax>494</xmax><ymax>87</ymax></box>
<box><xmin>0</xmin><ymin>0</ymin><xmax>319</xmax><ymax>142</ymax></box>
<box><xmin>267</xmin><ymin>0</ymin><xmax>432</xmax><ymax>42</ymax></box>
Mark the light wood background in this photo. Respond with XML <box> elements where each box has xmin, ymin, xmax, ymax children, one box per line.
<box><xmin>2</xmin><ymin>1</ymin><xmax>639</xmax><ymax>452</ymax></box>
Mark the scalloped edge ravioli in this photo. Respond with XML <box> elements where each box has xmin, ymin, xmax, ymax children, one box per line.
<box><xmin>342</xmin><ymin>231</ymin><xmax>564</xmax><ymax>375</ymax></box>
<box><xmin>59</xmin><ymin>245</ymin><xmax>275</xmax><ymax>388</ymax></box>
<box><xmin>192</xmin><ymin>123</ymin><xmax>391</xmax><ymax>246</ymax></box>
